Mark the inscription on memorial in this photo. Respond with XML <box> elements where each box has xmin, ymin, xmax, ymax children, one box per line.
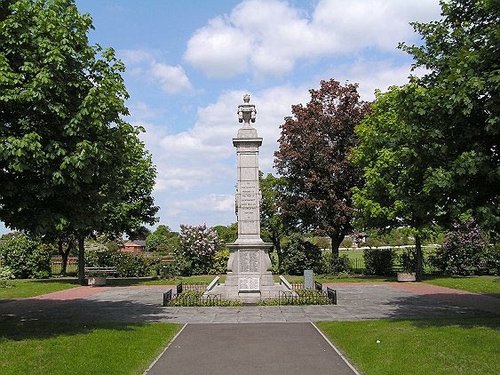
<box><xmin>239</xmin><ymin>251</ymin><xmax>259</xmax><ymax>273</ymax></box>
<box><xmin>238</xmin><ymin>277</ymin><xmax>260</xmax><ymax>291</ymax></box>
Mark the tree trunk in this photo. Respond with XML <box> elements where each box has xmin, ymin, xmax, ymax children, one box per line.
<box><xmin>273</xmin><ymin>236</ymin><xmax>283</xmax><ymax>273</ymax></box>
<box><xmin>415</xmin><ymin>234</ymin><xmax>423</xmax><ymax>281</ymax></box>
<box><xmin>330</xmin><ymin>233</ymin><xmax>344</xmax><ymax>259</ymax></box>
<box><xmin>77</xmin><ymin>236</ymin><xmax>86</xmax><ymax>285</ymax></box>
<box><xmin>58</xmin><ymin>238</ymin><xmax>73</xmax><ymax>276</ymax></box>
<box><xmin>58</xmin><ymin>240</ymin><xmax>67</xmax><ymax>276</ymax></box>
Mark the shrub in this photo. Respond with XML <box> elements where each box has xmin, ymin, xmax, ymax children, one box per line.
<box><xmin>431</xmin><ymin>220</ymin><xmax>487</xmax><ymax>276</ymax></box>
<box><xmin>209</xmin><ymin>247</ymin><xmax>229</xmax><ymax>275</ymax></box>
<box><xmin>177</xmin><ymin>224</ymin><xmax>222</xmax><ymax>275</ymax></box>
<box><xmin>281</xmin><ymin>235</ymin><xmax>323</xmax><ymax>275</ymax></box>
<box><xmin>363</xmin><ymin>248</ymin><xmax>394</xmax><ymax>275</ymax></box>
<box><xmin>0</xmin><ymin>266</ymin><xmax>15</xmax><ymax>287</ymax></box>
<box><xmin>321</xmin><ymin>252</ymin><xmax>351</xmax><ymax>274</ymax></box>
<box><xmin>0</xmin><ymin>234</ymin><xmax>51</xmax><ymax>279</ymax></box>
<box><xmin>85</xmin><ymin>248</ymin><xmax>152</xmax><ymax>277</ymax></box>
<box><xmin>116</xmin><ymin>253</ymin><xmax>152</xmax><ymax>277</ymax></box>
<box><xmin>396</xmin><ymin>248</ymin><xmax>418</xmax><ymax>272</ymax></box>
<box><xmin>169</xmin><ymin>291</ymin><xmax>241</xmax><ymax>307</ymax></box>
<box><xmin>480</xmin><ymin>243</ymin><xmax>500</xmax><ymax>275</ymax></box>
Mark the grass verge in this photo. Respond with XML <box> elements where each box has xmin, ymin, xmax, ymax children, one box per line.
<box><xmin>106</xmin><ymin>274</ymin><xmax>224</xmax><ymax>286</ymax></box>
<box><xmin>423</xmin><ymin>276</ymin><xmax>500</xmax><ymax>295</ymax></box>
<box><xmin>0</xmin><ymin>279</ymin><xmax>79</xmax><ymax>299</ymax></box>
<box><xmin>317</xmin><ymin>317</ymin><xmax>500</xmax><ymax>375</ymax></box>
<box><xmin>280</xmin><ymin>274</ymin><xmax>394</xmax><ymax>284</ymax></box>
<box><xmin>0</xmin><ymin>320</ymin><xmax>180</xmax><ymax>375</ymax></box>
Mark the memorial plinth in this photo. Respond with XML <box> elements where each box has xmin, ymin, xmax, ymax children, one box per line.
<box><xmin>206</xmin><ymin>95</ymin><xmax>288</xmax><ymax>302</ymax></box>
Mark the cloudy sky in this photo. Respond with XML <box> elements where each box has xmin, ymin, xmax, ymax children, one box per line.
<box><xmin>1</xmin><ymin>0</ymin><xmax>443</xmax><ymax>234</ymax></box>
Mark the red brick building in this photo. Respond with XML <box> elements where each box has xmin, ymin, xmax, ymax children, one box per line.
<box><xmin>121</xmin><ymin>240</ymin><xmax>146</xmax><ymax>253</ymax></box>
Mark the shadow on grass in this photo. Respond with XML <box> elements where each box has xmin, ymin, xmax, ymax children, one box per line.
<box><xmin>404</xmin><ymin>315</ymin><xmax>500</xmax><ymax>330</ymax></box>
<box><xmin>0</xmin><ymin>318</ymin><xmax>155</xmax><ymax>341</ymax></box>
<box><xmin>382</xmin><ymin>291</ymin><xmax>500</xmax><ymax>326</ymax></box>
<box><xmin>30</xmin><ymin>278</ymin><xmax>80</xmax><ymax>285</ymax></box>
<box><xmin>0</xmin><ymin>296</ymin><xmax>176</xmax><ymax>340</ymax></box>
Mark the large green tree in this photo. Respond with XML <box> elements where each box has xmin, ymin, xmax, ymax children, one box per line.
<box><xmin>352</xmin><ymin>85</ymin><xmax>442</xmax><ymax>280</ymax></box>
<box><xmin>399</xmin><ymin>0</ymin><xmax>499</xmax><ymax>234</ymax></box>
<box><xmin>0</xmin><ymin>0</ymin><xmax>158</xmax><ymax>283</ymax></box>
<box><xmin>274</xmin><ymin>79</ymin><xmax>370</xmax><ymax>258</ymax></box>
<box><xmin>353</xmin><ymin>0</ymin><xmax>500</xmax><ymax>280</ymax></box>
<box><xmin>259</xmin><ymin>172</ymin><xmax>287</xmax><ymax>272</ymax></box>
<box><xmin>145</xmin><ymin>225</ymin><xmax>179</xmax><ymax>254</ymax></box>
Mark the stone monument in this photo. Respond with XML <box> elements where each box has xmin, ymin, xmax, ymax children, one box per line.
<box><xmin>206</xmin><ymin>95</ymin><xmax>288</xmax><ymax>302</ymax></box>
<box><xmin>225</xmin><ymin>94</ymin><xmax>274</xmax><ymax>294</ymax></box>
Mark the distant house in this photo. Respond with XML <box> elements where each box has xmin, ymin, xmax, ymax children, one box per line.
<box><xmin>121</xmin><ymin>240</ymin><xmax>146</xmax><ymax>253</ymax></box>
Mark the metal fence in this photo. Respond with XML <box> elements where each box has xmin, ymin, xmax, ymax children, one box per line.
<box><xmin>50</xmin><ymin>257</ymin><xmax>79</xmax><ymax>274</ymax></box>
<box><xmin>277</xmin><ymin>290</ymin><xmax>336</xmax><ymax>305</ymax></box>
<box><xmin>349</xmin><ymin>258</ymin><xmax>364</xmax><ymax>273</ymax></box>
<box><xmin>168</xmin><ymin>291</ymin><xmax>222</xmax><ymax>306</ymax></box>
<box><xmin>182</xmin><ymin>284</ymin><xmax>208</xmax><ymax>292</ymax></box>
<box><xmin>326</xmin><ymin>287</ymin><xmax>337</xmax><ymax>305</ymax></box>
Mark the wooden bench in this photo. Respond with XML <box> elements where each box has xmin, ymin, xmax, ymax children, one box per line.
<box><xmin>85</xmin><ymin>267</ymin><xmax>117</xmax><ymax>287</ymax></box>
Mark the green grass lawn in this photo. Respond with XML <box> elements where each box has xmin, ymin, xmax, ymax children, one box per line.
<box><xmin>141</xmin><ymin>274</ymin><xmax>224</xmax><ymax>285</ymax></box>
<box><xmin>280</xmin><ymin>274</ymin><xmax>394</xmax><ymax>284</ymax></box>
<box><xmin>423</xmin><ymin>276</ymin><xmax>500</xmax><ymax>295</ymax></box>
<box><xmin>0</xmin><ymin>275</ymin><xmax>225</xmax><ymax>297</ymax></box>
<box><xmin>0</xmin><ymin>320</ymin><xmax>180</xmax><ymax>375</ymax></box>
<box><xmin>0</xmin><ymin>279</ymin><xmax>80</xmax><ymax>299</ymax></box>
<box><xmin>317</xmin><ymin>317</ymin><xmax>500</xmax><ymax>375</ymax></box>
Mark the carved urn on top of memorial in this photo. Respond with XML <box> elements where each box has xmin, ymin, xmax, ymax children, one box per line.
<box><xmin>225</xmin><ymin>95</ymin><xmax>274</xmax><ymax>292</ymax></box>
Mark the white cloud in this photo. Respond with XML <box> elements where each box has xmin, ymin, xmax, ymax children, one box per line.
<box><xmin>119</xmin><ymin>49</ymin><xmax>192</xmax><ymax>95</ymax></box>
<box><xmin>139</xmin><ymin>85</ymin><xmax>310</xmax><ymax>203</ymax></box>
<box><xmin>327</xmin><ymin>58</ymin><xmax>431</xmax><ymax>101</ymax></box>
<box><xmin>120</xmin><ymin>49</ymin><xmax>154</xmax><ymax>65</ymax></box>
<box><xmin>151</xmin><ymin>63</ymin><xmax>192</xmax><ymax>94</ymax></box>
<box><xmin>184</xmin><ymin>0</ymin><xmax>440</xmax><ymax>78</ymax></box>
<box><xmin>173</xmin><ymin>194</ymin><xmax>234</xmax><ymax>213</ymax></box>
<box><xmin>184</xmin><ymin>18</ymin><xmax>252</xmax><ymax>78</ymax></box>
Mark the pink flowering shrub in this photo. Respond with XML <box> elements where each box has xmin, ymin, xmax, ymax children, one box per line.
<box><xmin>178</xmin><ymin>224</ymin><xmax>222</xmax><ymax>275</ymax></box>
<box><xmin>431</xmin><ymin>220</ymin><xmax>487</xmax><ymax>275</ymax></box>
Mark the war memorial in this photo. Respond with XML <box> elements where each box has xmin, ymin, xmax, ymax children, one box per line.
<box><xmin>206</xmin><ymin>95</ymin><xmax>290</xmax><ymax>303</ymax></box>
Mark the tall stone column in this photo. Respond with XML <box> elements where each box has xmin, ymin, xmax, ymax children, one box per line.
<box><xmin>225</xmin><ymin>95</ymin><xmax>273</xmax><ymax>292</ymax></box>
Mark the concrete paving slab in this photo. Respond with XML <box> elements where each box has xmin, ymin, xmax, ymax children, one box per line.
<box><xmin>145</xmin><ymin>323</ymin><xmax>358</xmax><ymax>375</ymax></box>
<box><xmin>1</xmin><ymin>283</ymin><xmax>496</xmax><ymax>325</ymax></box>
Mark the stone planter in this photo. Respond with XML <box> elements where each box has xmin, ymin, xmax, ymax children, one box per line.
<box><xmin>397</xmin><ymin>272</ymin><xmax>416</xmax><ymax>282</ymax></box>
<box><xmin>88</xmin><ymin>276</ymin><xmax>107</xmax><ymax>287</ymax></box>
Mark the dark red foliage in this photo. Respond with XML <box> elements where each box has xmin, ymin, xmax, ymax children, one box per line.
<box><xmin>274</xmin><ymin>79</ymin><xmax>370</xmax><ymax>257</ymax></box>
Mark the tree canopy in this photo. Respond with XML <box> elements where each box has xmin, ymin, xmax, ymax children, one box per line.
<box><xmin>145</xmin><ymin>225</ymin><xmax>179</xmax><ymax>253</ymax></box>
<box><xmin>259</xmin><ymin>172</ymin><xmax>287</xmax><ymax>272</ymax></box>
<box><xmin>352</xmin><ymin>0</ymin><xmax>500</xmax><ymax>279</ymax></box>
<box><xmin>352</xmin><ymin>85</ymin><xmax>437</xmax><ymax>279</ymax></box>
<box><xmin>274</xmin><ymin>79</ymin><xmax>370</xmax><ymax>257</ymax></box>
<box><xmin>399</xmin><ymin>0</ymin><xmax>499</xmax><ymax>233</ymax></box>
<box><xmin>0</xmin><ymin>0</ymin><xmax>158</xmax><ymax>283</ymax></box>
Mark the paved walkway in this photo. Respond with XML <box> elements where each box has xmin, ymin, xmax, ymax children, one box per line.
<box><xmin>146</xmin><ymin>323</ymin><xmax>359</xmax><ymax>375</ymax></box>
<box><xmin>0</xmin><ymin>282</ymin><xmax>498</xmax><ymax>324</ymax></box>
<box><xmin>1</xmin><ymin>282</ymin><xmax>498</xmax><ymax>375</ymax></box>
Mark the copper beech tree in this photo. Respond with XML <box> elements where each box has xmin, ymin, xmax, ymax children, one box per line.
<box><xmin>274</xmin><ymin>79</ymin><xmax>370</xmax><ymax>258</ymax></box>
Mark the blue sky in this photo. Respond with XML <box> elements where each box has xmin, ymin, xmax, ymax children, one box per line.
<box><xmin>1</xmin><ymin>0</ymin><xmax>442</xmax><ymax>235</ymax></box>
